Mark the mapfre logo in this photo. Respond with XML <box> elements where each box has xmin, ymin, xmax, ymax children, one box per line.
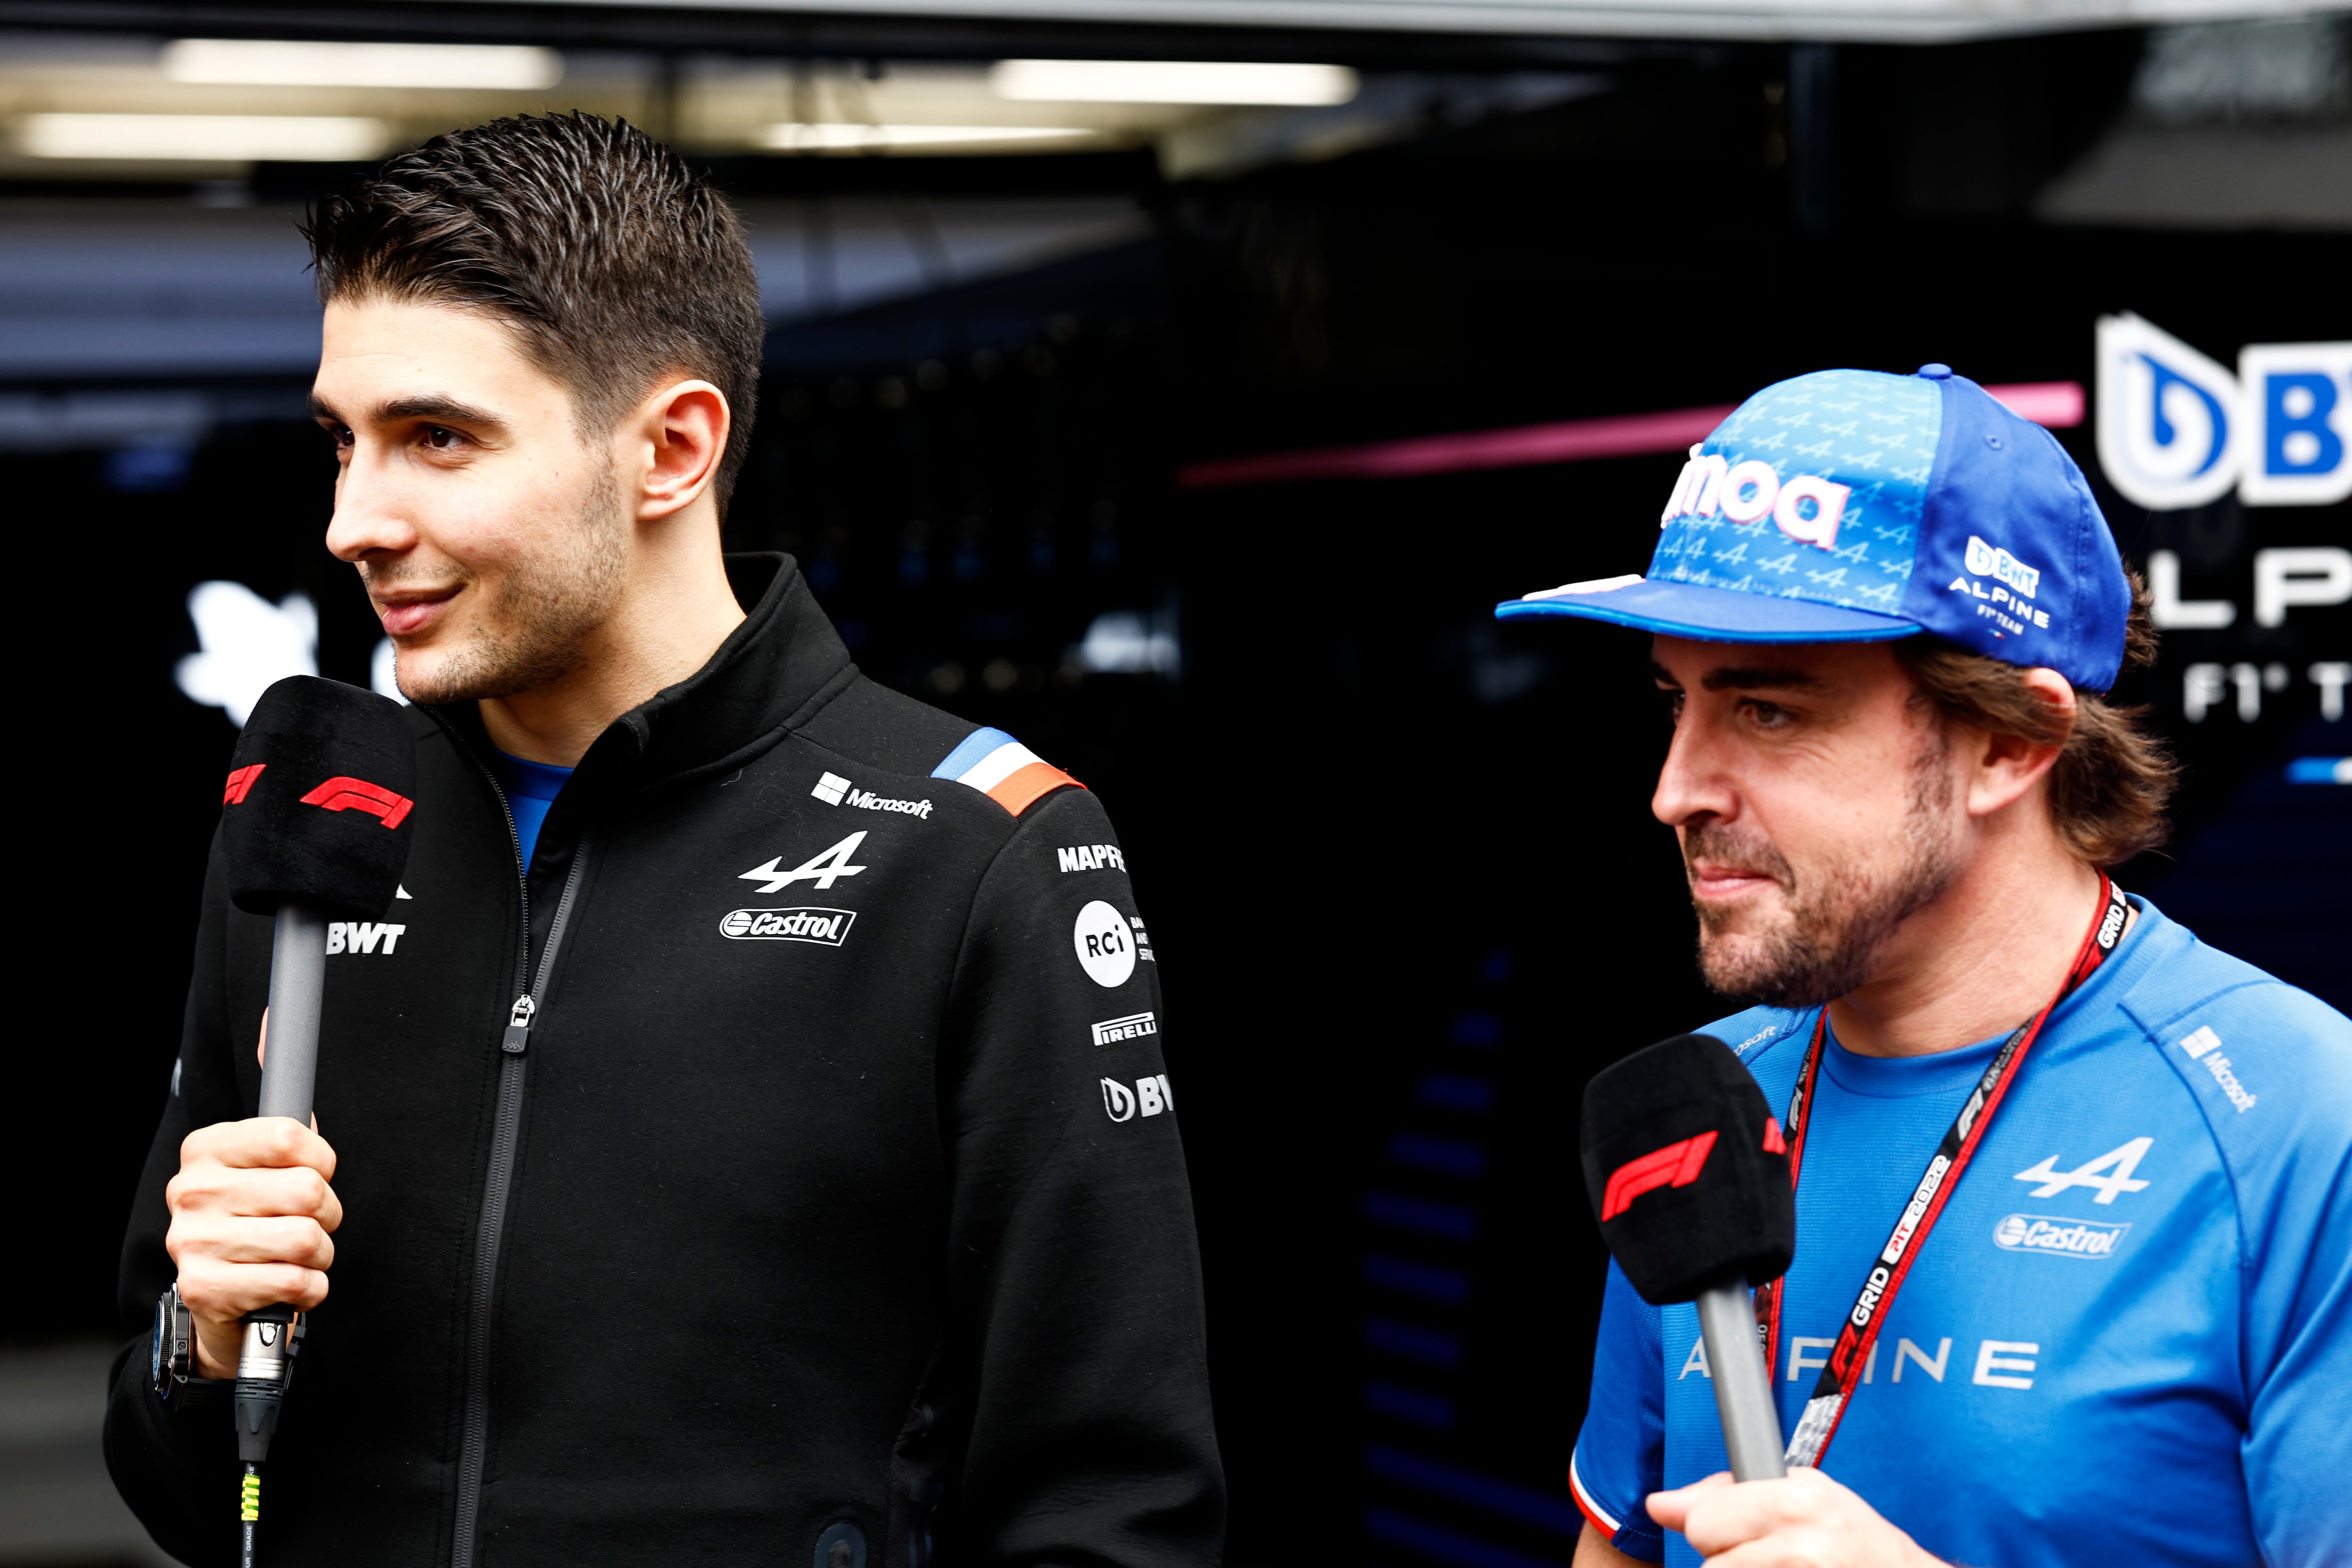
<box><xmin>1993</xmin><ymin>1213</ymin><xmax>2129</xmax><ymax>1260</ymax></box>
<box><xmin>1660</xmin><ymin>447</ymin><xmax>1850</xmax><ymax>550</ymax></box>
<box><xmin>719</xmin><ymin>907</ymin><xmax>855</xmax><ymax>946</ymax></box>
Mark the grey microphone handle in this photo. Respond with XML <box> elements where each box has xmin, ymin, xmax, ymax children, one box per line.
<box><xmin>1694</xmin><ymin>1279</ymin><xmax>1787</xmax><ymax>1481</ymax></box>
<box><xmin>258</xmin><ymin>903</ymin><xmax>328</xmax><ymax>1124</ymax></box>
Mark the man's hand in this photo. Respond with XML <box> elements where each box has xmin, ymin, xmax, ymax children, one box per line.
<box><xmin>164</xmin><ymin>1116</ymin><xmax>342</xmax><ymax>1378</ymax></box>
<box><xmin>1646</xmin><ymin>1469</ymin><xmax>1942</xmax><ymax>1567</ymax></box>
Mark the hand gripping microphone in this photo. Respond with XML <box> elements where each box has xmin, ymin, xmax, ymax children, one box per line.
<box><xmin>218</xmin><ymin>675</ymin><xmax>416</xmax><ymax>1562</ymax></box>
<box><xmin>1580</xmin><ymin>1034</ymin><xmax>1796</xmax><ymax>1482</ymax></box>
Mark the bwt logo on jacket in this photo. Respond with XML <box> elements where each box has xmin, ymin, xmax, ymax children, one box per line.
<box><xmin>720</xmin><ymin>907</ymin><xmax>856</xmax><ymax>946</ymax></box>
<box><xmin>1103</xmin><ymin>1074</ymin><xmax>1174</xmax><ymax>1122</ymax></box>
<box><xmin>326</xmin><ymin>922</ymin><xmax>405</xmax><ymax>955</ymax></box>
<box><xmin>1659</xmin><ymin>449</ymin><xmax>1851</xmax><ymax>551</ymax></box>
<box><xmin>2097</xmin><ymin>312</ymin><xmax>2352</xmax><ymax>510</ymax></box>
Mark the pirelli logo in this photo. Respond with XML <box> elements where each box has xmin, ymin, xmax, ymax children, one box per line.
<box><xmin>1091</xmin><ymin>1011</ymin><xmax>1158</xmax><ymax>1046</ymax></box>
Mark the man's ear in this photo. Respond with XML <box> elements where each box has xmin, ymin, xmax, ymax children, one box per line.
<box><xmin>1966</xmin><ymin>667</ymin><xmax>2075</xmax><ymax>820</ymax></box>
<box><xmin>631</xmin><ymin>379</ymin><xmax>730</xmax><ymax>523</ymax></box>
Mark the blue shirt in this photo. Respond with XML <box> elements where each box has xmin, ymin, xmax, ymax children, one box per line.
<box><xmin>1571</xmin><ymin>896</ymin><xmax>2352</xmax><ymax>1568</ymax></box>
<box><xmin>491</xmin><ymin>750</ymin><xmax>573</xmax><ymax>868</ymax></box>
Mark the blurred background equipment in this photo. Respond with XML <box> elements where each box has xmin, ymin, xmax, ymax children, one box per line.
<box><xmin>2</xmin><ymin>2</ymin><xmax>2345</xmax><ymax>1565</ymax></box>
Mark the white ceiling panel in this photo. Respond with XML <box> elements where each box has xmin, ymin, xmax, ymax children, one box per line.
<box><xmin>477</xmin><ymin>0</ymin><xmax>2347</xmax><ymax>45</ymax></box>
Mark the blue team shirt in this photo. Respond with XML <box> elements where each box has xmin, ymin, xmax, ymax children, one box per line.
<box><xmin>1571</xmin><ymin>896</ymin><xmax>2352</xmax><ymax>1568</ymax></box>
<box><xmin>491</xmin><ymin>750</ymin><xmax>573</xmax><ymax>868</ymax></box>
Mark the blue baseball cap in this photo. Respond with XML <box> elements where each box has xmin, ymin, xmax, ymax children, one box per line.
<box><xmin>1497</xmin><ymin>365</ymin><xmax>2132</xmax><ymax>692</ymax></box>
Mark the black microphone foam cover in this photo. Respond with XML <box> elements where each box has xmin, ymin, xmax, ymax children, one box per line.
<box><xmin>1580</xmin><ymin>1033</ymin><xmax>1795</xmax><ymax>1306</ymax></box>
<box><xmin>221</xmin><ymin>676</ymin><xmax>418</xmax><ymax>919</ymax></box>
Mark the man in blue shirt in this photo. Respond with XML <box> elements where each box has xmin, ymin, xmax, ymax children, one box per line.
<box><xmin>1497</xmin><ymin>366</ymin><xmax>2351</xmax><ymax>1567</ymax></box>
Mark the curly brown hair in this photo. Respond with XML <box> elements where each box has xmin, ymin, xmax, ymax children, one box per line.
<box><xmin>1894</xmin><ymin>567</ymin><xmax>2176</xmax><ymax>867</ymax></box>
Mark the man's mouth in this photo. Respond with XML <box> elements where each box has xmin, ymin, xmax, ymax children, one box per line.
<box><xmin>1687</xmin><ymin>863</ymin><xmax>1782</xmax><ymax>902</ymax></box>
<box><xmin>373</xmin><ymin>584</ymin><xmax>460</xmax><ymax>637</ymax></box>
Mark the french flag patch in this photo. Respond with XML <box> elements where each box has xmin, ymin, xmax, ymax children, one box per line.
<box><xmin>930</xmin><ymin>727</ymin><xmax>1083</xmax><ymax>816</ymax></box>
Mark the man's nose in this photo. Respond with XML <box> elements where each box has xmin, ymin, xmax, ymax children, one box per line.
<box><xmin>1652</xmin><ymin>707</ymin><xmax>1738</xmax><ymax>828</ymax></box>
<box><xmin>324</xmin><ymin>448</ymin><xmax>416</xmax><ymax>564</ymax></box>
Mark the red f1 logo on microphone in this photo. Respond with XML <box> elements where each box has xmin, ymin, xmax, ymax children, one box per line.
<box><xmin>223</xmin><ymin>764</ymin><xmax>265</xmax><ymax>805</ymax></box>
<box><xmin>1600</xmin><ymin>1130</ymin><xmax>1719</xmax><ymax>1221</ymax></box>
<box><xmin>300</xmin><ymin>776</ymin><xmax>415</xmax><ymax>829</ymax></box>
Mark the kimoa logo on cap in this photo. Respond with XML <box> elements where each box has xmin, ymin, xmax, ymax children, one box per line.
<box><xmin>1660</xmin><ymin>446</ymin><xmax>1851</xmax><ymax>551</ymax></box>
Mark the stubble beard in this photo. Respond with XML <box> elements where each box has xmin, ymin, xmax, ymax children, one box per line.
<box><xmin>1687</xmin><ymin>728</ymin><xmax>1963</xmax><ymax>1009</ymax></box>
<box><xmin>374</xmin><ymin>461</ymin><xmax>630</xmax><ymax>706</ymax></box>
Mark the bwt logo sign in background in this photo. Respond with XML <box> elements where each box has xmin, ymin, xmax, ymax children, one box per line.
<box><xmin>2098</xmin><ymin>313</ymin><xmax>2351</xmax><ymax>511</ymax></box>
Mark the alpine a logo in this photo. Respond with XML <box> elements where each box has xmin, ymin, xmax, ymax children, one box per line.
<box><xmin>1091</xmin><ymin>1011</ymin><xmax>1158</xmax><ymax>1046</ymax></box>
<box><xmin>1994</xmin><ymin>1213</ymin><xmax>2129</xmax><ymax>1259</ymax></box>
<box><xmin>719</xmin><ymin>907</ymin><xmax>856</xmax><ymax>946</ymax></box>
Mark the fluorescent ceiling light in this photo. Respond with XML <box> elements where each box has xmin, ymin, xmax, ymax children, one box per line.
<box><xmin>19</xmin><ymin>113</ymin><xmax>388</xmax><ymax>161</ymax></box>
<box><xmin>759</xmin><ymin>123</ymin><xmax>1097</xmax><ymax>151</ymax></box>
<box><xmin>162</xmin><ymin>39</ymin><xmax>563</xmax><ymax>90</ymax></box>
<box><xmin>991</xmin><ymin>59</ymin><xmax>1358</xmax><ymax>106</ymax></box>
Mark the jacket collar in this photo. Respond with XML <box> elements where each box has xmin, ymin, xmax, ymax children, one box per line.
<box><xmin>428</xmin><ymin>553</ymin><xmax>854</xmax><ymax>800</ymax></box>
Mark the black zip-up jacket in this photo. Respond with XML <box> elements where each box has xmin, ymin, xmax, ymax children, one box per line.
<box><xmin>105</xmin><ymin>554</ymin><xmax>1221</xmax><ymax>1568</ymax></box>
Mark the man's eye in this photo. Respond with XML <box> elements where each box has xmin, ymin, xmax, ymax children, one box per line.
<box><xmin>321</xmin><ymin>425</ymin><xmax>352</xmax><ymax>449</ymax></box>
<box><xmin>421</xmin><ymin>425</ymin><xmax>464</xmax><ymax>451</ymax></box>
<box><xmin>1658</xmin><ymin>690</ymin><xmax>1686</xmax><ymax>722</ymax></box>
<box><xmin>1745</xmin><ymin>700</ymin><xmax>1789</xmax><ymax>727</ymax></box>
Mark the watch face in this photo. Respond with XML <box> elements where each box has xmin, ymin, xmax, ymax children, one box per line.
<box><xmin>150</xmin><ymin>1293</ymin><xmax>169</xmax><ymax>1392</ymax></box>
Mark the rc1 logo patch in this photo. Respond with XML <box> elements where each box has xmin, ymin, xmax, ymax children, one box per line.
<box><xmin>1073</xmin><ymin>899</ymin><xmax>1136</xmax><ymax>987</ymax></box>
<box><xmin>720</xmin><ymin>907</ymin><xmax>856</xmax><ymax>947</ymax></box>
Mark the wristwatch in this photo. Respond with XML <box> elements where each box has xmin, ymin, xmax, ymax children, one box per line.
<box><xmin>150</xmin><ymin>1283</ymin><xmax>229</xmax><ymax>1411</ymax></box>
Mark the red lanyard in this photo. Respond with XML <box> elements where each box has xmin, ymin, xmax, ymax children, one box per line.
<box><xmin>1752</xmin><ymin>874</ymin><xmax>2129</xmax><ymax>1468</ymax></box>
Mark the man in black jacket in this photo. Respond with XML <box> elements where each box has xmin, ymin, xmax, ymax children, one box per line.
<box><xmin>106</xmin><ymin>113</ymin><xmax>1220</xmax><ymax>1568</ymax></box>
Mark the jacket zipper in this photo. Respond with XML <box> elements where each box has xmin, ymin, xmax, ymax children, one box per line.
<box><xmin>448</xmin><ymin>752</ymin><xmax>589</xmax><ymax>1568</ymax></box>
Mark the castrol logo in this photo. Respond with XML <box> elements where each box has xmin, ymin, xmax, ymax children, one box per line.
<box><xmin>719</xmin><ymin>907</ymin><xmax>856</xmax><ymax>946</ymax></box>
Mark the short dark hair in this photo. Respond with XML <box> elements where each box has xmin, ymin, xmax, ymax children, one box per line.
<box><xmin>304</xmin><ymin>112</ymin><xmax>763</xmax><ymax>509</ymax></box>
<box><xmin>1894</xmin><ymin>567</ymin><xmax>2176</xmax><ymax>868</ymax></box>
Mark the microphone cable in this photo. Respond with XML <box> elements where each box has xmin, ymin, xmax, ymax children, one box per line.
<box><xmin>239</xmin><ymin>1463</ymin><xmax>259</xmax><ymax>1568</ymax></box>
<box><xmin>233</xmin><ymin>1305</ymin><xmax>302</xmax><ymax>1568</ymax></box>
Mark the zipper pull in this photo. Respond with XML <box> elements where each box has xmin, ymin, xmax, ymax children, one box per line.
<box><xmin>503</xmin><ymin>995</ymin><xmax>536</xmax><ymax>1054</ymax></box>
